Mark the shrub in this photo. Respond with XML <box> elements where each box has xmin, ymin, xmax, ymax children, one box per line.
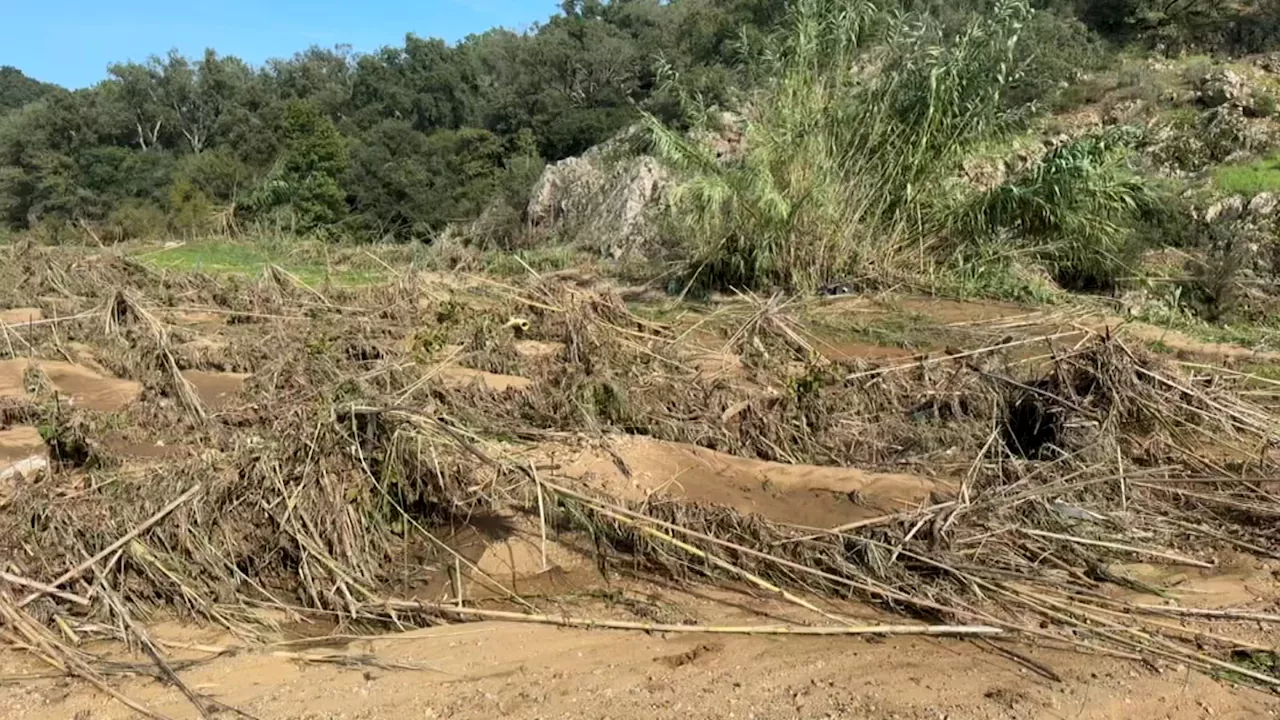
<box><xmin>1251</xmin><ymin>92</ymin><xmax>1278</xmax><ymax>119</ymax></box>
<box><xmin>1007</xmin><ymin>10</ymin><xmax>1108</xmax><ymax>108</ymax></box>
<box><xmin>961</xmin><ymin>127</ymin><xmax>1155</xmax><ymax>291</ymax></box>
<box><xmin>648</xmin><ymin>0</ymin><xmax>1033</xmax><ymax>292</ymax></box>
<box><xmin>169</xmin><ymin>177</ymin><xmax>215</xmax><ymax>235</ymax></box>
<box><xmin>247</xmin><ymin>100</ymin><xmax>348</xmax><ymax>232</ymax></box>
<box><xmin>105</xmin><ymin>200</ymin><xmax>168</xmax><ymax>243</ymax></box>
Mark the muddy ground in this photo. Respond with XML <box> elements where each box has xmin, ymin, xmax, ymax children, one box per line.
<box><xmin>1</xmin><ymin>246</ymin><xmax>1280</xmax><ymax>718</ymax></box>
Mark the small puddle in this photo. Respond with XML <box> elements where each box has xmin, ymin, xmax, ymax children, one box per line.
<box><xmin>180</xmin><ymin>370</ymin><xmax>251</xmax><ymax>410</ymax></box>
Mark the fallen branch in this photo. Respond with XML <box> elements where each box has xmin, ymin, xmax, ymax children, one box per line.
<box><xmin>367</xmin><ymin>599</ymin><xmax>1003</xmax><ymax>637</ymax></box>
<box><xmin>18</xmin><ymin>484</ymin><xmax>202</xmax><ymax>608</ymax></box>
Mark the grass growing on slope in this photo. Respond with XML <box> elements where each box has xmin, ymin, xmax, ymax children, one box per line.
<box><xmin>1214</xmin><ymin>154</ymin><xmax>1280</xmax><ymax>195</ymax></box>
<box><xmin>960</xmin><ymin>127</ymin><xmax>1155</xmax><ymax>291</ymax></box>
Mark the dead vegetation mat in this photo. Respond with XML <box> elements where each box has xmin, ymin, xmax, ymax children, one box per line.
<box><xmin>2</xmin><ymin>244</ymin><xmax>1280</xmax><ymax>714</ymax></box>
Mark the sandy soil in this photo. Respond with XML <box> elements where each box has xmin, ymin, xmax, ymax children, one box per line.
<box><xmin>0</xmin><ymin>358</ymin><xmax>142</xmax><ymax>412</ymax></box>
<box><xmin>436</xmin><ymin>366</ymin><xmax>534</xmax><ymax>392</ymax></box>
<box><xmin>6</xmin><ymin>288</ymin><xmax>1280</xmax><ymax>720</ymax></box>
<box><xmin>3</xmin><ymin>602</ymin><xmax>1277</xmax><ymax>720</ymax></box>
<box><xmin>548</xmin><ymin>436</ymin><xmax>949</xmax><ymax>528</ymax></box>
<box><xmin>179</xmin><ymin>369</ymin><xmax>251</xmax><ymax>410</ymax></box>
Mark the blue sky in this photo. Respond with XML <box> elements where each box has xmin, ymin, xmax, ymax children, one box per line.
<box><xmin>2</xmin><ymin>0</ymin><xmax>560</xmax><ymax>89</ymax></box>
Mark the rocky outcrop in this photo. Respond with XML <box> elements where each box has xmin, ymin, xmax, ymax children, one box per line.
<box><xmin>1203</xmin><ymin>193</ymin><xmax>1280</xmax><ymax>280</ymax></box>
<box><xmin>1205</xmin><ymin>195</ymin><xmax>1248</xmax><ymax>224</ymax></box>
<box><xmin>526</xmin><ymin>143</ymin><xmax>668</xmax><ymax>260</ymax></box>
<box><xmin>1198</xmin><ymin>69</ymin><xmax>1251</xmax><ymax>109</ymax></box>
<box><xmin>1248</xmin><ymin>192</ymin><xmax>1278</xmax><ymax>218</ymax></box>
<box><xmin>1255</xmin><ymin>53</ymin><xmax>1280</xmax><ymax>75</ymax></box>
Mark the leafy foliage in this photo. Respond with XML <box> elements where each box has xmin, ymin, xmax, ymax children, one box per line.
<box><xmin>962</xmin><ymin>128</ymin><xmax>1154</xmax><ymax>290</ymax></box>
<box><xmin>649</xmin><ymin>0</ymin><xmax>1034</xmax><ymax>292</ymax></box>
<box><xmin>249</xmin><ymin>100</ymin><xmax>349</xmax><ymax>231</ymax></box>
<box><xmin>0</xmin><ymin>0</ymin><xmax>1260</xmax><ymax>253</ymax></box>
<box><xmin>0</xmin><ymin>66</ymin><xmax>58</xmax><ymax>113</ymax></box>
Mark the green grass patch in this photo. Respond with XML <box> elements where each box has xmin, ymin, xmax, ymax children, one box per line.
<box><xmin>1213</xmin><ymin>154</ymin><xmax>1280</xmax><ymax>195</ymax></box>
<box><xmin>131</xmin><ymin>238</ymin><xmax>419</xmax><ymax>286</ymax></box>
<box><xmin>481</xmin><ymin>246</ymin><xmax>588</xmax><ymax>277</ymax></box>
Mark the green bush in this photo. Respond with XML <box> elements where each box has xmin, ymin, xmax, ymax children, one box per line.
<box><xmin>105</xmin><ymin>200</ymin><xmax>168</xmax><ymax>242</ymax></box>
<box><xmin>1006</xmin><ymin>10</ymin><xmax>1108</xmax><ymax>108</ymax></box>
<box><xmin>169</xmin><ymin>178</ymin><xmax>215</xmax><ymax>235</ymax></box>
<box><xmin>648</xmin><ymin>0</ymin><xmax>1033</xmax><ymax>292</ymax></box>
<box><xmin>1049</xmin><ymin>75</ymin><xmax>1115</xmax><ymax>113</ymax></box>
<box><xmin>1251</xmin><ymin>93</ymin><xmax>1278</xmax><ymax>119</ymax></box>
<box><xmin>961</xmin><ymin>127</ymin><xmax>1155</xmax><ymax>291</ymax></box>
<box><xmin>247</xmin><ymin>100</ymin><xmax>348</xmax><ymax>232</ymax></box>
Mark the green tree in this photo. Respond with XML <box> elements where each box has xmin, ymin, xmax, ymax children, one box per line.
<box><xmin>252</xmin><ymin>100</ymin><xmax>348</xmax><ymax>230</ymax></box>
<box><xmin>0</xmin><ymin>66</ymin><xmax>59</xmax><ymax>114</ymax></box>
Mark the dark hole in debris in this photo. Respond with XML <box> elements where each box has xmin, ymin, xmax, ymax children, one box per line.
<box><xmin>1002</xmin><ymin>380</ymin><xmax>1064</xmax><ymax>459</ymax></box>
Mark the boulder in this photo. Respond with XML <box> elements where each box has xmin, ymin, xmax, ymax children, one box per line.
<box><xmin>1249</xmin><ymin>192</ymin><xmax>1279</xmax><ymax>218</ymax></box>
<box><xmin>1205</xmin><ymin>195</ymin><xmax>1246</xmax><ymax>224</ymax></box>
<box><xmin>526</xmin><ymin>143</ymin><xmax>669</xmax><ymax>260</ymax></box>
<box><xmin>1198</xmin><ymin>68</ymin><xmax>1250</xmax><ymax>109</ymax></box>
<box><xmin>1256</xmin><ymin>53</ymin><xmax>1280</xmax><ymax>75</ymax></box>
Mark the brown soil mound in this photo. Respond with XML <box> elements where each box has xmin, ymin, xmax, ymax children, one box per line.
<box><xmin>554</xmin><ymin>436</ymin><xmax>950</xmax><ymax>528</ymax></box>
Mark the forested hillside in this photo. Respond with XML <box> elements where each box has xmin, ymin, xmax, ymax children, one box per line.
<box><xmin>0</xmin><ymin>0</ymin><xmax>1276</xmax><ymax>247</ymax></box>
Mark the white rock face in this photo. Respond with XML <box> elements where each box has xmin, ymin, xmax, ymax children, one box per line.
<box><xmin>526</xmin><ymin>142</ymin><xmax>669</xmax><ymax>259</ymax></box>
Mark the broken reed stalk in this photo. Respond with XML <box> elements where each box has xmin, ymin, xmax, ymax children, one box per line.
<box><xmin>1019</xmin><ymin>529</ymin><xmax>1214</xmax><ymax>568</ymax></box>
<box><xmin>1133</xmin><ymin>605</ymin><xmax>1280</xmax><ymax>624</ymax></box>
<box><xmin>845</xmin><ymin>331</ymin><xmax>1085</xmax><ymax>380</ymax></box>
<box><xmin>17</xmin><ymin>484</ymin><xmax>202</xmax><ymax>608</ymax></box>
<box><xmin>103</xmin><ymin>290</ymin><xmax>208</xmax><ymax>419</ymax></box>
<box><xmin>0</xmin><ymin>571</ymin><xmax>90</xmax><ymax>607</ymax></box>
<box><xmin>366</xmin><ymin>600</ymin><xmax>1003</xmax><ymax>636</ymax></box>
<box><xmin>0</xmin><ymin>593</ymin><xmax>172</xmax><ymax>720</ymax></box>
<box><xmin>585</xmin><ymin>501</ymin><xmax>853</xmax><ymax>626</ymax></box>
<box><xmin>98</xmin><ymin>581</ymin><xmax>218</xmax><ymax>720</ymax></box>
<box><xmin>534</xmin><ymin>477</ymin><xmax>1013</xmax><ymax>629</ymax></box>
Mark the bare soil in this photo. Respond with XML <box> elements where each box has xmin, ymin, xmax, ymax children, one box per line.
<box><xmin>3</xmin><ymin>598</ymin><xmax>1278</xmax><ymax>720</ymax></box>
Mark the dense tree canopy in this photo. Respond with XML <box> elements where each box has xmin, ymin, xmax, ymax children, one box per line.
<box><xmin>0</xmin><ymin>67</ymin><xmax>58</xmax><ymax>113</ymax></box>
<box><xmin>0</xmin><ymin>0</ymin><xmax>1272</xmax><ymax>242</ymax></box>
